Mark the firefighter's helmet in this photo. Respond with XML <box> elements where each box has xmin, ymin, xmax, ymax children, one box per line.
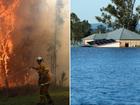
<box><xmin>36</xmin><ymin>56</ymin><xmax>43</xmax><ymax>63</ymax></box>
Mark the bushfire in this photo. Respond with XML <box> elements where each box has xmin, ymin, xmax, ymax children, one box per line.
<box><xmin>0</xmin><ymin>0</ymin><xmax>20</xmax><ymax>88</ymax></box>
<box><xmin>0</xmin><ymin>0</ymin><xmax>69</xmax><ymax>89</ymax></box>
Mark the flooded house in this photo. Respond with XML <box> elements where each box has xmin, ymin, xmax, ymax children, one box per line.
<box><xmin>82</xmin><ymin>28</ymin><xmax>140</xmax><ymax>47</ymax></box>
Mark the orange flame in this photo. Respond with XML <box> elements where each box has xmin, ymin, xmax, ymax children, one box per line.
<box><xmin>0</xmin><ymin>0</ymin><xmax>20</xmax><ymax>87</ymax></box>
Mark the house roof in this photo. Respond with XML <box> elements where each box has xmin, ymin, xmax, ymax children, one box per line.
<box><xmin>82</xmin><ymin>34</ymin><xmax>95</xmax><ymax>40</ymax></box>
<box><xmin>120</xmin><ymin>28</ymin><xmax>140</xmax><ymax>39</ymax></box>
<box><xmin>94</xmin><ymin>33</ymin><xmax>107</xmax><ymax>40</ymax></box>
<box><xmin>82</xmin><ymin>33</ymin><xmax>107</xmax><ymax>40</ymax></box>
<box><xmin>107</xmin><ymin>28</ymin><xmax>123</xmax><ymax>40</ymax></box>
<box><xmin>83</xmin><ymin>28</ymin><xmax>140</xmax><ymax>40</ymax></box>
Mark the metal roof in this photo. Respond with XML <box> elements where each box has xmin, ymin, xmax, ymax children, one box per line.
<box><xmin>120</xmin><ymin>28</ymin><xmax>140</xmax><ymax>39</ymax></box>
<box><xmin>107</xmin><ymin>28</ymin><xmax>123</xmax><ymax>40</ymax></box>
<box><xmin>82</xmin><ymin>34</ymin><xmax>95</xmax><ymax>40</ymax></box>
<box><xmin>83</xmin><ymin>28</ymin><xmax>140</xmax><ymax>40</ymax></box>
<box><xmin>94</xmin><ymin>33</ymin><xmax>107</xmax><ymax>40</ymax></box>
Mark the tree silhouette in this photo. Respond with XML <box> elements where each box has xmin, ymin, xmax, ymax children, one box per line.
<box><xmin>96</xmin><ymin>0</ymin><xmax>140</xmax><ymax>31</ymax></box>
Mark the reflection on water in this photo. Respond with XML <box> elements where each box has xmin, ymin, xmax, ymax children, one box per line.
<box><xmin>71</xmin><ymin>48</ymin><xmax>140</xmax><ymax>105</ymax></box>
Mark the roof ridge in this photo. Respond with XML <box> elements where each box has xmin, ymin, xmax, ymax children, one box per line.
<box><xmin>120</xmin><ymin>28</ymin><xmax>125</xmax><ymax>39</ymax></box>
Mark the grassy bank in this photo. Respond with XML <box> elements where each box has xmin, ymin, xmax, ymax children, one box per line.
<box><xmin>0</xmin><ymin>87</ymin><xmax>69</xmax><ymax>105</ymax></box>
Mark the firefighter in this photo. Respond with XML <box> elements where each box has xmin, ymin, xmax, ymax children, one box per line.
<box><xmin>32</xmin><ymin>56</ymin><xmax>54</xmax><ymax>105</ymax></box>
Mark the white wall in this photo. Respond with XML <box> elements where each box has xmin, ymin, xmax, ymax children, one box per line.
<box><xmin>83</xmin><ymin>40</ymin><xmax>93</xmax><ymax>45</ymax></box>
<box><xmin>97</xmin><ymin>42</ymin><xmax>120</xmax><ymax>47</ymax></box>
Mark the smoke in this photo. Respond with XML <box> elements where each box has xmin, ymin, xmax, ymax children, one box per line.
<box><xmin>5</xmin><ymin>0</ymin><xmax>69</xmax><ymax>87</ymax></box>
<box><xmin>55</xmin><ymin>0</ymin><xmax>69</xmax><ymax>86</ymax></box>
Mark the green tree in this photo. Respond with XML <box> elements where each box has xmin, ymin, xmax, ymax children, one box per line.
<box><xmin>71</xmin><ymin>12</ymin><xmax>80</xmax><ymax>23</ymax></box>
<box><xmin>81</xmin><ymin>20</ymin><xmax>92</xmax><ymax>37</ymax></box>
<box><xmin>71</xmin><ymin>13</ymin><xmax>80</xmax><ymax>43</ymax></box>
<box><xmin>96</xmin><ymin>0</ymin><xmax>140</xmax><ymax>31</ymax></box>
<box><xmin>71</xmin><ymin>12</ymin><xmax>92</xmax><ymax>43</ymax></box>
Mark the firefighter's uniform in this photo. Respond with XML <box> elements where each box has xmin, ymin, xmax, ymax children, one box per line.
<box><xmin>33</xmin><ymin>63</ymin><xmax>53</xmax><ymax>105</ymax></box>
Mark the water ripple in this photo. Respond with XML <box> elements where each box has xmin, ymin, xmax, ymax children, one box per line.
<box><xmin>71</xmin><ymin>48</ymin><xmax>140</xmax><ymax>105</ymax></box>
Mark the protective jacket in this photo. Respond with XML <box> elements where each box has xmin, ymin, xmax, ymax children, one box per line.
<box><xmin>34</xmin><ymin>64</ymin><xmax>51</xmax><ymax>85</ymax></box>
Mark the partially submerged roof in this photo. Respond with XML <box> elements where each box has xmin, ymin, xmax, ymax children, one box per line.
<box><xmin>107</xmin><ymin>28</ymin><xmax>123</xmax><ymax>40</ymax></box>
<box><xmin>87</xmin><ymin>39</ymin><xmax>116</xmax><ymax>46</ymax></box>
<box><xmin>82</xmin><ymin>33</ymin><xmax>107</xmax><ymax>40</ymax></box>
<box><xmin>94</xmin><ymin>33</ymin><xmax>107</xmax><ymax>40</ymax></box>
<box><xmin>83</xmin><ymin>28</ymin><xmax>140</xmax><ymax>40</ymax></box>
<box><xmin>120</xmin><ymin>28</ymin><xmax>140</xmax><ymax>39</ymax></box>
<box><xmin>82</xmin><ymin>34</ymin><xmax>95</xmax><ymax>40</ymax></box>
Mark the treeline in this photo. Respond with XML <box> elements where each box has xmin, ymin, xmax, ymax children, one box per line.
<box><xmin>71</xmin><ymin>13</ymin><xmax>92</xmax><ymax>44</ymax></box>
<box><xmin>71</xmin><ymin>13</ymin><xmax>110</xmax><ymax>44</ymax></box>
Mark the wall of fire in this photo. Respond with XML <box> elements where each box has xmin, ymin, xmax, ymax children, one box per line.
<box><xmin>0</xmin><ymin>0</ymin><xmax>69</xmax><ymax>88</ymax></box>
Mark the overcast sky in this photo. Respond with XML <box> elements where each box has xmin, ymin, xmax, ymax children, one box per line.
<box><xmin>71</xmin><ymin>0</ymin><xmax>140</xmax><ymax>23</ymax></box>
